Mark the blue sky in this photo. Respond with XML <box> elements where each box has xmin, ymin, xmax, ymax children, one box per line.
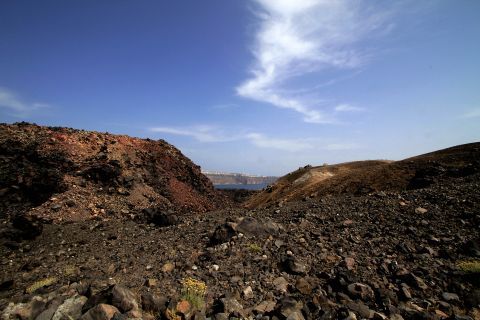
<box><xmin>0</xmin><ymin>0</ymin><xmax>479</xmax><ymax>176</ymax></box>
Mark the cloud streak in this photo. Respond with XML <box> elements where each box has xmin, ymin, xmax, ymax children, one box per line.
<box><xmin>149</xmin><ymin>125</ymin><xmax>359</xmax><ymax>152</ymax></box>
<box><xmin>460</xmin><ymin>108</ymin><xmax>480</xmax><ymax>119</ymax></box>
<box><xmin>246</xmin><ymin>132</ymin><xmax>314</xmax><ymax>151</ymax></box>
<box><xmin>237</xmin><ymin>0</ymin><xmax>390</xmax><ymax>122</ymax></box>
<box><xmin>0</xmin><ymin>87</ymin><xmax>50</xmax><ymax>117</ymax></box>
<box><xmin>334</xmin><ymin>104</ymin><xmax>365</xmax><ymax>112</ymax></box>
<box><xmin>150</xmin><ymin>125</ymin><xmax>240</xmax><ymax>143</ymax></box>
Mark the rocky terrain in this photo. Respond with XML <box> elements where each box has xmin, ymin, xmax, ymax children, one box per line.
<box><xmin>0</xmin><ymin>123</ymin><xmax>479</xmax><ymax>320</ymax></box>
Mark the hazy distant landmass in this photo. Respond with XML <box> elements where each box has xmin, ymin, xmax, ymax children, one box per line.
<box><xmin>203</xmin><ymin>171</ymin><xmax>277</xmax><ymax>186</ymax></box>
<box><xmin>214</xmin><ymin>183</ymin><xmax>269</xmax><ymax>190</ymax></box>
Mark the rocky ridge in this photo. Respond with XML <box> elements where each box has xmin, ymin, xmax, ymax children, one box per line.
<box><xmin>247</xmin><ymin>143</ymin><xmax>480</xmax><ymax>208</ymax></box>
<box><xmin>0</xmin><ymin>122</ymin><xmax>226</xmax><ymax>224</ymax></box>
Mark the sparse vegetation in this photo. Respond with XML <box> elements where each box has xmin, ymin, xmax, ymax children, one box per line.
<box><xmin>180</xmin><ymin>277</ymin><xmax>207</xmax><ymax>309</ymax></box>
<box><xmin>248</xmin><ymin>243</ymin><xmax>262</xmax><ymax>253</ymax></box>
<box><xmin>457</xmin><ymin>260</ymin><xmax>480</xmax><ymax>273</ymax></box>
<box><xmin>26</xmin><ymin>277</ymin><xmax>57</xmax><ymax>294</ymax></box>
<box><xmin>64</xmin><ymin>265</ymin><xmax>77</xmax><ymax>276</ymax></box>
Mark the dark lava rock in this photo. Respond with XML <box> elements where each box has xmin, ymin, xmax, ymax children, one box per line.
<box><xmin>235</xmin><ymin>217</ymin><xmax>282</xmax><ymax>237</ymax></box>
<box><xmin>80</xmin><ymin>303</ymin><xmax>119</xmax><ymax>320</ymax></box>
<box><xmin>462</xmin><ymin>238</ymin><xmax>480</xmax><ymax>257</ymax></box>
<box><xmin>0</xmin><ymin>279</ymin><xmax>14</xmax><ymax>292</ymax></box>
<box><xmin>346</xmin><ymin>301</ymin><xmax>374</xmax><ymax>319</ymax></box>
<box><xmin>0</xmin><ymin>215</ymin><xmax>42</xmax><ymax>246</ymax></box>
<box><xmin>283</xmin><ymin>257</ymin><xmax>308</xmax><ymax>275</ymax></box>
<box><xmin>278</xmin><ymin>297</ymin><xmax>304</xmax><ymax>318</ymax></box>
<box><xmin>10</xmin><ymin>214</ymin><xmax>43</xmax><ymax>240</ymax></box>
<box><xmin>465</xmin><ymin>289</ymin><xmax>480</xmax><ymax>308</ymax></box>
<box><xmin>442</xmin><ymin>292</ymin><xmax>460</xmax><ymax>303</ymax></box>
<box><xmin>400</xmin><ymin>273</ymin><xmax>428</xmax><ymax>291</ymax></box>
<box><xmin>111</xmin><ymin>285</ymin><xmax>138</xmax><ymax>312</ymax></box>
<box><xmin>141</xmin><ymin>207</ymin><xmax>178</xmax><ymax>227</ymax></box>
<box><xmin>347</xmin><ymin>283</ymin><xmax>374</xmax><ymax>301</ymax></box>
<box><xmin>81</xmin><ymin>161</ymin><xmax>122</xmax><ymax>186</ymax></box>
<box><xmin>219</xmin><ymin>297</ymin><xmax>244</xmax><ymax>317</ymax></box>
<box><xmin>209</xmin><ymin>223</ymin><xmax>236</xmax><ymax>246</ymax></box>
<box><xmin>295</xmin><ymin>278</ymin><xmax>312</xmax><ymax>295</ymax></box>
<box><xmin>82</xmin><ymin>286</ymin><xmax>114</xmax><ymax>314</ymax></box>
<box><xmin>141</xmin><ymin>292</ymin><xmax>168</xmax><ymax>314</ymax></box>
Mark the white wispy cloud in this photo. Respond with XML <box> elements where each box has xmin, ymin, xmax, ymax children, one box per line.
<box><xmin>246</xmin><ymin>133</ymin><xmax>360</xmax><ymax>152</ymax></box>
<box><xmin>237</xmin><ymin>0</ymin><xmax>391</xmax><ymax>122</ymax></box>
<box><xmin>149</xmin><ymin>125</ymin><xmax>360</xmax><ymax>152</ymax></box>
<box><xmin>460</xmin><ymin>108</ymin><xmax>480</xmax><ymax>119</ymax></box>
<box><xmin>0</xmin><ymin>87</ymin><xmax>50</xmax><ymax>117</ymax></box>
<box><xmin>246</xmin><ymin>132</ymin><xmax>314</xmax><ymax>151</ymax></box>
<box><xmin>334</xmin><ymin>104</ymin><xmax>365</xmax><ymax>112</ymax></box>
<box><xmin>150</xmin><ymin>125</ymin><xmax>239</xmax><ymax>143</ymax></box>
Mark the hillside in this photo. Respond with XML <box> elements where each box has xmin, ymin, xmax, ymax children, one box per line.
<box><xmin>246</xmin><ymin>143</ymin><xmax>480</xmax><ymax>208</ymax></box>
<box><xmin>0</xmin><ymin>122</ymin><xmax>226</xmax><ymax>223</ymax></box>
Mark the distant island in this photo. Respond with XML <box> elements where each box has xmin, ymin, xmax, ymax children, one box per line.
<box><xmin>203</xmin><ymin>171</ymin><xmax>277</xmax><ymax>185</ymax></box>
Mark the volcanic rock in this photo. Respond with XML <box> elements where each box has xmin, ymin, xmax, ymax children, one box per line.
<box><xmin>80</xmin><ymin>303</ymin><xmax>119</xmax><ymax>320</ymax></box>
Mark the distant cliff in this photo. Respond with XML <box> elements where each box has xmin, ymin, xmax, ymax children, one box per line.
<box><xmin>203</xmin><ymin>171</ymin><xmax>277</xmax><ymax>185</ymax></box>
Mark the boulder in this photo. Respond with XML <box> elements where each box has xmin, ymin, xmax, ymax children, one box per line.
<box><xmin>209</xmin><ymin>223</ymin><xmax>236</xmax><ymax>246</ymax></box>
<box><xmin>111</xmin><ymin>285</ymin><xmax>138</xmax><ymax>313</ymax></box>
<box><xmin>141</xmin><ymin>292</ymin><xmax>168</xmax><ymax>314</ymax></box>
<box><xmin>52</xmin><ymin>295</ymin><xmax>88</xmax><ymax>320</ymax></box>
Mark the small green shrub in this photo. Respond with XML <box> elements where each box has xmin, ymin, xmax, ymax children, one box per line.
<box><xmin>248</xmin><ymin>243</ymin><xmax>262</xmax><ymax>253</ymax></box>
<box><xmin>64</xmin><ymin>265</ymin><xmax>77</xmax><ymax>276</ymax></box>
<box><xmin>26</xmin><ymin>277</ymin><xmax>57</xmax><ymax>294</ymax></box>
<box><xmin>180</xmin><ymin>277</ymin><xmax>207</xmax><ymax>309</ymax></box>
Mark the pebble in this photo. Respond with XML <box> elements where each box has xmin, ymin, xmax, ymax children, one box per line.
<box><xmin>273</xmin><ymin>277</ymin><xmax>289</xmax><ymax>293</ymax></box>
<box><xmin>344</xmin><ymin>257</ymin><xmax>355</xmax><ymax>270</ymax></box>
<box><xmin>442</xmin><ymin>292</ymin><xmax>460</xmax><ymax>302</ymax></box>
<box><xmin>146</xmin><ymin>278</ymin><xmax>157</xmax><ymax>288</ymax></box>
<box><xmin>415</xmin><ymin>207</ymin><xmax>428</xmax><ymax>214</ymax></box>
<box><xmin>295</xmin><ymin>278</ymin><xmax>312</xmax><ymax>295</ymax></box>
<box><xmin>254</xmin><ymin>300</ymin><xmax>276</xmax><ymax>314</ymax></box>
<box><xmin>347</xmin><ymin>283</ymin><xmax>374</xmax><ymax>301</ymax></box>
<box><xmin>243</xmin><ymin>286</ymin><xmax>254</xmax><ymax>299</ymax></box>
<box><xmin>162</xmin><ymin>262</ymin><xmax>175</xmax><ymax>273</ymax></box>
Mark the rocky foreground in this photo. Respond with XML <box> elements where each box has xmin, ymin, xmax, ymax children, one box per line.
<box><xmin>1</xmin><ymin>170</ymin><xmax>479</xmax><ymax>319</ymax></box>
